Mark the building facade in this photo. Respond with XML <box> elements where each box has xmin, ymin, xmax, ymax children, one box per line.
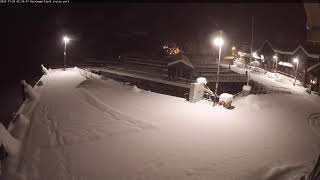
<box><xmin>254</xmin><ymin>40</ymin><xmax>320</xmax><ymax>90</ymax></box>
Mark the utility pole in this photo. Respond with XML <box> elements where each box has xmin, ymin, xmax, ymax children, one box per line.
<box><xmin>247</xmin><ymin>16</ymin><xmax>254</xmax><ymax>86</ymax></box>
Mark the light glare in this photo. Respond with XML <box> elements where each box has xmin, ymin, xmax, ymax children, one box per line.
<box><xmin>252</xmin><ymin>52</ymin><xmax>257</xmax><ymax>57</ymax></box>
<box><xmin>213</xmin><ymin>37</ymin><xmax>224</xmax><ymax>47</ymax></box>
<box><xmin>63</xmin><ymin>36</ymin><xmax>70</xmax><ymax>43</ymax></box>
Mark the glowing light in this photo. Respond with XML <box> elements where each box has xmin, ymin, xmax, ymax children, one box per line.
<box><xmin>232</xmin><ymin>46</ymin><xmax>236</xmax><ymax>50</ymax></box>
<box><xmin>252</xmin><ymin>52</ymin><xmax>257</xmax><ymax>57</ymax></box>
<box><xmin>273</xmin><ymin>55</ymin><xmax>278</xmax><ymax>59</ymax></box>
<box><xmin>212</xmin><ymin>37</ymin><xmax>224</xmax><ymax>47</ymax></box>
<box><xmin>63</xmin><ymin>36</ymin><xmax>70</xmax><ymax>43</ymax></box>
<box><xmin>261</xmin><ymin>55</ymin><xmax>264</xmax><ymax>60</ymax></box>
<box><xmin>293</xmin><ymin>58</ymin><xmax>298</xmax><ymax>63</ymax></box>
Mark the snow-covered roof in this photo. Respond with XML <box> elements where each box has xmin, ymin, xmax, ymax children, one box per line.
<box><xmin>290</xmin><ymin>45</ymin><xmax>320</xmax><ymax>59</ymax></box>
<box><xmin>307</xmin><ymin>61</ymin><xmax>320</xmax><ymax>72</ymax></box>
<box><xmin>254</xmin><ymin>40</ymin><xmax>320</xmax><ymax>59</ymax></box>
<box><xmin>167</xmin><ymin>55</ymin><xmax>194</xmax><ymax>69</ymax></box>
<box><xmin>278</xmin><ymin>61</ymin><xmax>294</xmax><ymax>68</ymax></box>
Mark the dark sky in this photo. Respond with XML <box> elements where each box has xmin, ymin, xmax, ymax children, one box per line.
<box><xmin>6</xmin><ymin>3</ymin><xmax>307</xmax><ymax>67</ymax></box>
<box><xmin>1</xmin><ymin>2</ymin><xmax>307</xmax><ymax>125</ymax></box>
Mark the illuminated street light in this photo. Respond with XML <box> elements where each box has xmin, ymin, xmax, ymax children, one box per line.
<box><xmin>63</xmin><ymin>36</ymin><xmax>70</xmax><ymax>44</ymax></box>
<box><xmin>293</xmin><ymin>57</ymin><xmax>299</xmax><ymax>86</ymax></box>
<box><xmin>213</xmin><ymin>37</ymin><xmax>224</xmax><ymax>47</ymax></box>
<box><xmin>211</xmin><ymin>33</ymin><xmax>224</xmax><ymax>105</ymax></box>
<box><xmin>63</xmin><ymin>36</ymin><xmax>70</xmax><ymax>70</ymax></box>
<box><xmin>252</xmin><ymin>52</ymin><xmax>257</xmax><ymax>58</ymax></box>
<box><xmin>273</xmin><ymin>55</ymin><xmax>278</xmax><ymax>76</ymax></box>
<box><xmin>232</xmin><ymin>46</ymin><xmax>236</xmax><ymax>56</ymax></box>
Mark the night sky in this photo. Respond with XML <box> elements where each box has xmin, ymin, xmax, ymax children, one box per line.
<box><xmin>2</xmin><ymin>2</ymin><xmax>307</xmax><ymax>125</ymax></box>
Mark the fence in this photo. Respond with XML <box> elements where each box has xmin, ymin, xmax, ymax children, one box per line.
<box><xmin>250</xmin><ymin>81</ymin><xmax>292</xmax><ymax>95</ymax></box>
<box><xmin>77</xmin><ymin>68</ymin><xmax>95</xmax><ymax>79</ymax></box>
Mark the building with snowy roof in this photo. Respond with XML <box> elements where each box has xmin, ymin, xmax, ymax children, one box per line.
<box><xmin>167</xmin><ymin>55</ymin><xmax>194</xmax><ymax>81</ymax></box>
<box><xmin>253</xmin><ymin>40</ymin><xmax>320</xmax><ymax>89</ymax></box>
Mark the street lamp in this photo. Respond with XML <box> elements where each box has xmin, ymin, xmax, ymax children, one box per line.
<box><xmin>232</xmin><ymin>46</ymin><xmax>236</xmax><ymax>56</ymax></box>
<box><xmin>261</xmin><ymin>55</ymin><xmax>264</xmax><ymax>61</ymax></box>
<box><xmin>252</xmin><ymin>52</ymin><xmax>257</xmax><ymax>64</ymax></box>
<box><xmin>293</xmin><ymin>57</ymin><xmax>299</xmax><ymax>86</ymax></box>
<box><xmin>252</xmin><ymin>52</ymin><xmax>257</xmax><ymax>58</ymax></box>
<box><xmin>63</xmin><ymin>36</ymin><xmax>70</xmax><ymax>70</ymax></box>
<box><xmin>273</xmin><ymin>55</ymin><xmax>278</xmax><ymax>76</ymax></box>
<box><xmin>211</xmin><ymin>35</ymin><xmax>224</xmax><ymax>104</ymax></box>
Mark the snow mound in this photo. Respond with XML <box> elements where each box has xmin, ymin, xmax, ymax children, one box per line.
<box><xmin>21</xmin><ymin>80</ymin><xmax>39</xmax><ymax>100</ymax></box>
<box><xmin>131</xmin><ymin>85</ymin><xmax>142</xmax><ymax>93</ymax></box>
<box><xmin>0</xmin><ymin>124</ymin><xmax>21</xmax><ymax>156</ymax></box>
<box><xmin>10</xmin><ymin>114</ymin><xmax>30</xmax><ymax>140</ymax></box>
<box><xmin>263</xmin><ymin>164</ymin><xmax>305</xmax><ymax>180</ymax></box>
<box><xmin>41</xmin><ymin>64</ymin><xmax>49</xmax><ymax>75</ymax></box>
<box><xmin>243</xmin><ymin>85</ymin><xmax>252</xmax><ymax>92</ymax></box>
<box><xmin>219</xmin><ymin>93</ymin><xmax>233</xmax><ymax>103</ymax></box>
<box><xmin>196</xmin><ymin>77</ymin><xmax>207</xmax><ymax>84</ymax></box>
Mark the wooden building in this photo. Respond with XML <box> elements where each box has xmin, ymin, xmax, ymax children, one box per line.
<box><xmin>167</xmin><ymin>55</ymin><xmax>194</xmax><ymax>80</ymax></box>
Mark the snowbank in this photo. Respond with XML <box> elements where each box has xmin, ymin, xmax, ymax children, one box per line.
<box><xmin>41</xmin><ymin>64</ymin><xmax>49</xmax><ymax>75</ymax></box>
<box><xmin>131</xmin><ymin>85</ymin><xmax>142</xmax><ymax>93</ymax></box>
<box><xmin>0</xmin><ymin>124</ymin><xmax>20</xmax><ymax>157</ymax></box>
<box><xmin>21</xmin><ymin>80</ymin><xmax>38</xmax><ymax>100</ymax></box>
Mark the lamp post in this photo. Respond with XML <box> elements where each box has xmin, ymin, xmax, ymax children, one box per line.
<box><xmin>293</xmin><ymin>57</ymin><xmax>299</xmax><ymax>86</ymax></box>
<box><xmin>63</xmin><ymin>36</ymin><xmax>70</xmax><ymax>70</ymax></box>
<box><xmin>252</xmin><ymin>52</ymin><xmax>257</xmax><ymax>61</ymax></box>
<box><xmin>232</xmin><ymin>46</ymin><xmax>236</xmax><ymax>56</ymax></box>
<box><xmin>273</xmin><ymin>55</ymin><xmax>278</xmax><ymax>76</ymax></box>
<box><xmin>212</xmin><ymin>34</ymin><xmax>224</xmax><ymax>104</ymax></box>
<box><xmin>261</xmin><ymin>54</ymin><xmax>264</xmax><ymax>63</ymax></box>
<box><xmin>247</xmin><ymin>16</ymin><xmax>254</xmax><ymax>86</ymax></box>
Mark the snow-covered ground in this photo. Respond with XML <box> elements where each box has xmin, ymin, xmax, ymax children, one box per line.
<box><xmin>6</xmin><ymin>68</ymin><xmax>320</xmax><ymax>180</ymax></box>
<box><xmin>227</xmin><ymin>64</ymin><xmax>306</xmax><ymax>94</ymax></box>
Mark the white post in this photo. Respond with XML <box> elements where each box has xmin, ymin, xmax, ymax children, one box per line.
<box><xmin>294</xmin><ymin>60</ymin><xmax>299</xmax><ymax>86</ymax></box>
<box><xmin>64</xmin><ymin>42</ymin><xmax>67</xmax><ymax>70</ymax></box>
<box><xmin>275</xmin><ymin>56</ymin><xmax>278</xmax><ymax>77</ymax></box>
